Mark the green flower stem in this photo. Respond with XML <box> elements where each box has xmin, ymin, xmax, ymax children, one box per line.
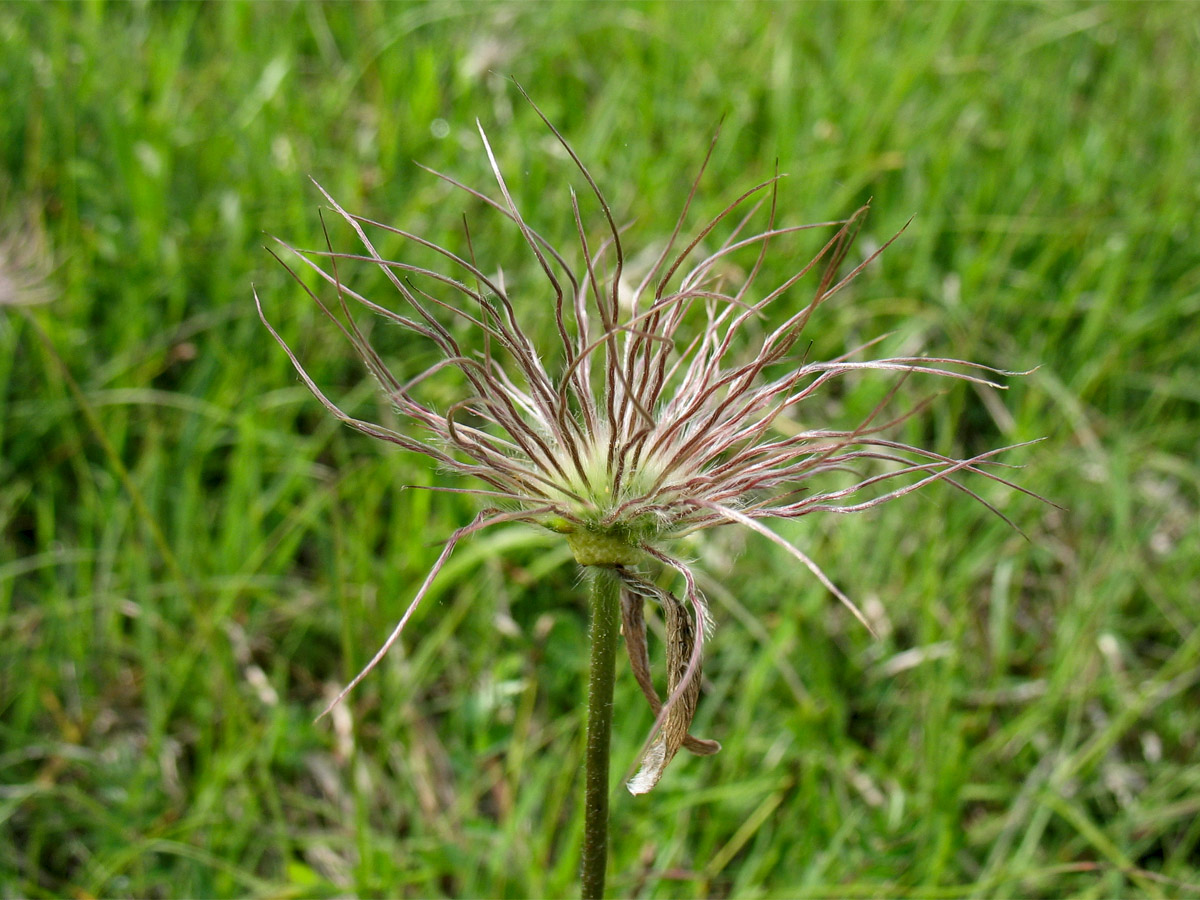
<box><xmin>581</xmin><ymin>567</ymin><xmax>621</xmax><ymax>900</ymax></box>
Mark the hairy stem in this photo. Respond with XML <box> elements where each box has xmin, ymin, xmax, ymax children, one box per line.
<box><xmin>581</xmin><ymin>567</ymin><xmax>621</xmax><ymax>899</ymax></box>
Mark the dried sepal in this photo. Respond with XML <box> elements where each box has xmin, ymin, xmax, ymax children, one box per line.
<box><xmin>619</xmin><ymin>567</ymin><xmax>719</xmax><ymax>795</ymax></box>
<box><xmin>619</xmin><ymin>580</ymin><xmax>721</xmax><ymax>757</ymax></box>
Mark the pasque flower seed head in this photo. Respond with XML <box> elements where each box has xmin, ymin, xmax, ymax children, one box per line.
<box><xmin>258</xmin><ymin>85</ymin><xmax>1041</xmax><ymax>793</ymax></box>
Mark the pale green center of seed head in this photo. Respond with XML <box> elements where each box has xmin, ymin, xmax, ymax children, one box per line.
<box><xmin>539</xmin><ymin>436</ymin><xmax>675</xmax><ymax>565</ymax></box>
<box><xmin>550</xmin><ymin>436</ymin><xmax>671</xmax><ymax>514</ymax></box>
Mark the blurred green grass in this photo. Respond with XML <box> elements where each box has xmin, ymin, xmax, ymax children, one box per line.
<box><xmin>2</xmin><ymin>1</ymin><xmax>1198</xmax><ymax>897</ymax></box>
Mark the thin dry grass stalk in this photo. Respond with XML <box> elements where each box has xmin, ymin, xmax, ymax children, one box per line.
<box><xmin>258</xmin><ymin>85</ymin><xmax>1043</xmax><ymax>793</ymax></box>
<box><xmin>0</xmin><ymin>198</ymin><xmax>55</xmax><ymax>308</ymax></box>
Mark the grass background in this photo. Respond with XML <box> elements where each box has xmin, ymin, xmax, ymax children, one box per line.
<box><xmin>2</xmin><ymin>1</ymin><xmax>1198</xmax><ymax>897</ymax></box>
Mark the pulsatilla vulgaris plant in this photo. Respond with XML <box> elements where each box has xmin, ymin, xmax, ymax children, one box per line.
<box><xmin>258</xmin><ymin>88</ymin><xmax>1038</xmax><ymax>898</ymax></box>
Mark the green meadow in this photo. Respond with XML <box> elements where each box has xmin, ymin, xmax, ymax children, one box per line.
<box><xmin>2</xmin><ymin>2</ymin><xmax>1198</xmax><ymax>897</ymax></box>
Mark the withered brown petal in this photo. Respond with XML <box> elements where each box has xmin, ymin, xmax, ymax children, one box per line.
<box><xmin>626</xmin><ymin>579</ymin><xmax>718</xmax><ymax>795</ymax></box>
<box><xmin>621</xmin><ymin>585</ymin><xmax>720</xmax><ymax>758</ymax></box>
